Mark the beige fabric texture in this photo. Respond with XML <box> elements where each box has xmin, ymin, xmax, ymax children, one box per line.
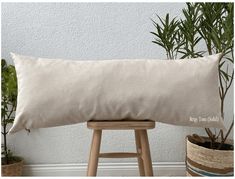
<box><xmin>9</xmin><ymin>53</ymin><xmax>224</xmax><ymax>133</ymax></box>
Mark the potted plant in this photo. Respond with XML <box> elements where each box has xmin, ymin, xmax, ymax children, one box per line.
<box><xmin>1</xmin><ymin>59</ymin><xmax>23</xmax><ymax>176</ymax></box>
<box><xmin>151</xmin><ymin>2</ymin><xmax>234</xmax><ymax>176</ymax></box>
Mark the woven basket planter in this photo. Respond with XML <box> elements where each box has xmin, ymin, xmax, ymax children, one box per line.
<box><xmin>186</xmin><ymin>136</ymin><xmax>233</xmax><ymax>176</ymax></box>
<box><xmin>1</xmin><ymin>157</ymin><xmax>24</xmax><ymax>176</ymax></box>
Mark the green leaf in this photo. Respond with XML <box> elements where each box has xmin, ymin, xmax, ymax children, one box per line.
<box><xmin>4</xmin><ymin>118</ymin><xmax>14</xmax><ymax>124</ymax></box>
<box><xmin>220</xmin><ymin>70</ymin><xmax>230</xmax><ymax>81</ymax></box>
<box><xmin>219</xmin><ymin>61</ymin><xmax>226</xmax><ymax>68</ymax></box>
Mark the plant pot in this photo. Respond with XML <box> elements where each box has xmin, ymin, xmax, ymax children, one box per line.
<box><xmin>1</xmin><ymin>156</ymin><xmax>24</xmax><ymax>176</ymax></box>
<box><xmin>186</xmin><ymin>135</ymin><xmax>234</xmax><ymax>176</ymax></box>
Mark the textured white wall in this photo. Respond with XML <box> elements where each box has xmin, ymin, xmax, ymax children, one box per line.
<box><xmin>1</xmin><ymin>3</ymin><xmax>233</xmax><ymax>165</ymax></box>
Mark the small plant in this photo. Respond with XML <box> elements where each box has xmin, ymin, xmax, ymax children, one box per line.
<box><xmin>1</xmin><ymin>59</ymin><xmax>17</xmax><ymax>164</ymax></box>
<box><xmin>151</xmin><ymin>2</ymin><xmax>234</xmax><ymax>149</ymax></box>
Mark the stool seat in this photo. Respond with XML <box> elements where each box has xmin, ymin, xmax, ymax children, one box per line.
<box><xmin>87</xmin><ymin>120</ymin><xmax>155</xmax><ymax>176</ymax></box>
<box><xmin>87</xmin><ymin>119</ymin><xmax>155</xmax><ymax>130</ymax></box>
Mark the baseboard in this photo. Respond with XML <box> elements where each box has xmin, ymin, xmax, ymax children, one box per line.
<box><xmin>23</xmin><ymin>162</ymin><xmax>186</xmax><ymax>176</ymax></box>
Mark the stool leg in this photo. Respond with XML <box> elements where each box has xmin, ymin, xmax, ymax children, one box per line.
<box><xmin>139</xmin><ymin>130</ymin><xmax>153</xmax><ymax>176</ymax></box>
<box><xmin>87</xmin><ymin>129</ymin><xmax>102</xmax><ymax>176</ymax></box>
<box><xmin>135</xmin><ymin>130</ymin><xmax>145</xmax><ymax>176</ymax></box>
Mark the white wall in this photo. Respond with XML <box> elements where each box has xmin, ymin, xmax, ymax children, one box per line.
<box><xmin>1</xmin><ymin>3</ymin><xmax>233</xmax><ymax>166</ymax></box>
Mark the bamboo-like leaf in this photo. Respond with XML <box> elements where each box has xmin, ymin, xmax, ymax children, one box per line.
<box><xmin>220</xmin><ymin>69</ymin><xmax>230</xmax><ymax>81</ymax></box>
<box><xmin>211</xmin><ymin>29</ymin><xmax>222</xmax><ymax>51</ymax></box>
<box><xmin>219</xmin><ymin>61</ymin><xmax>226</xmax><ymax>68</ymax></box>
<box><xmin>225</xmin><ymin>57</ymin><xmax>234</xmax><ymax>63</ymax></box>
<box><xmin>152</xmin><ymin>41</ymin><xmax>167</xmax><ymax>50</ymax></box>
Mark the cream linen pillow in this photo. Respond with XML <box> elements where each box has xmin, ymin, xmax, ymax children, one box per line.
<box><xmin>9</xmin><ymin>53</ymin><xmax>224</xmax><ymax>133</ymax></box>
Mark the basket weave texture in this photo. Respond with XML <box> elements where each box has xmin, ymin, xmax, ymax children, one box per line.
<box><xmin>1</xmin><ymin>159</ymin><xmax>23</xmax><ymax>176</ymax></box>
<box><xmin>186</xmin><ymin>136</ymin><xmax>234</xmax><ymax>176</ymax></box>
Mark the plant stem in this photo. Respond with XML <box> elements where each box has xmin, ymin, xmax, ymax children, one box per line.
<box><xmin>207</xmin><ymin>40</ymin><xmax>212</xmax><ymax>55</ymax></box>
<box><xmin>205</xmin><ymin>128</ymin><xmax>215</xmax><ymax>148</ymax></box>
<box><xmin>3</xmin><ymin>105</ymin><xmax>9</xmax><ymax>164</ymax></box>
<box><xmin>218</xmin><ymin>120</ymin><xmax>234</xmax><ymax>149</ymax></box>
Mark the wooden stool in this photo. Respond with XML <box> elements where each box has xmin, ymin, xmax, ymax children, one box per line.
<box><xmin>87</xmin><ymin>120</ymin><xmax>155</xmax><ymax>176</ymax></box>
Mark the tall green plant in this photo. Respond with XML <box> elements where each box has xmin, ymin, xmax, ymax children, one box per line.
<box><xmin>1</xmin><ymin>59</ymin><xmax>17</xmax><ymax>164</ymax></box>
<box><xmin>178</xmin><ymin>3</ymin><xmax>203</xmax><ymax>58</ymax></box>
<box><xmin>151</xmin><ymin>14</ymin><xmax>182</xmax><ymax>59</ymax></box>
<box><xmin>151</xmin><ymin>2</ymin><xmax>234</xmax><ymax>149</ymax></box>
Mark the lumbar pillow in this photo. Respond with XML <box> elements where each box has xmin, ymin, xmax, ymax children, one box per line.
<box><xmin>9</xmin><ymin>53</ymin><xmax>224</xmax><ymax>133</ymax></box>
